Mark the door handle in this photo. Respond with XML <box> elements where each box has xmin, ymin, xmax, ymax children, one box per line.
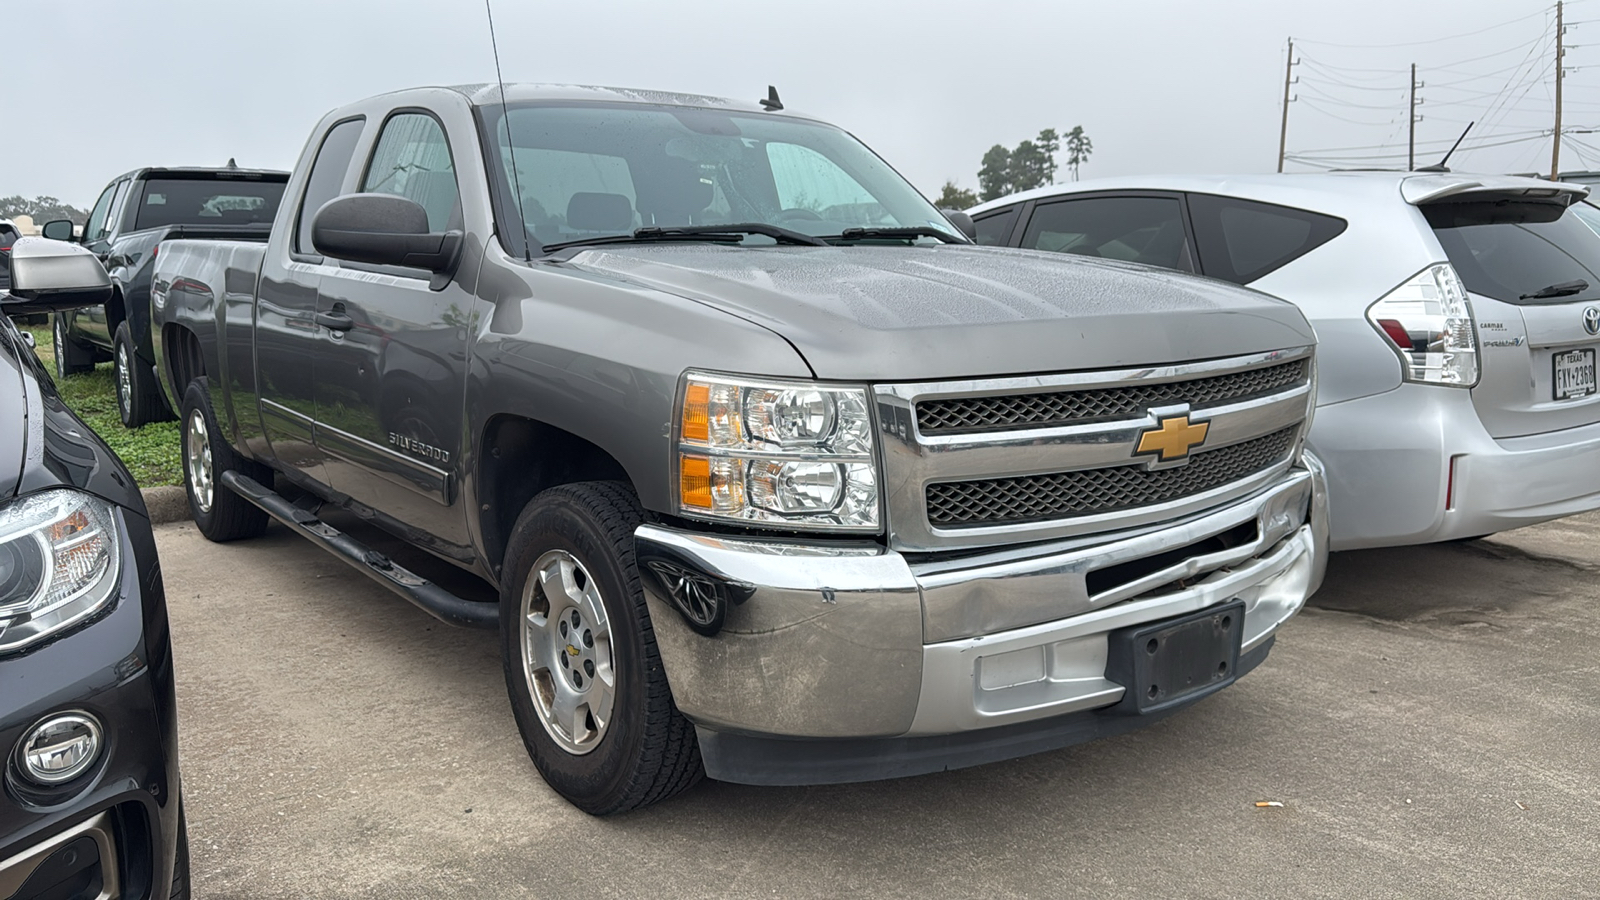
<box><xmin>315</xmin><ymin>311</ymin><xmax>354</xmax><ymax>332</ymax></box>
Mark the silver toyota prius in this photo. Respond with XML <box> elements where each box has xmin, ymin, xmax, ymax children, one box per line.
<box><xmin>970</xmin><ymin>173</ymin><xmax>1600</xmax><ymax>550</ymax></box>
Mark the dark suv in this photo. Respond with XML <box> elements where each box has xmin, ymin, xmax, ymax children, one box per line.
<box><xmin>1</xmin><ymin>238</ymin><xmax>188</xmax><ymax>898</ymax></box>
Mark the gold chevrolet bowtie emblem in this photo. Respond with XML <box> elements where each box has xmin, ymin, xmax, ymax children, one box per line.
<box><xmin>1135</xmin><ymin>414</ymin><xmax>1210</xmax><ymax>462</ymax></box>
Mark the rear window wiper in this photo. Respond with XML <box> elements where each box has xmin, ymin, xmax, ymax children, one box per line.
<box><xmin>829</xmin><ymin>226</ymin><xmax>965</xmax><ymax>244</ymax></box>
<box><xmin>542</xmin><ymin>223</ymin><xmax>826</xmax><ymax>253</ymax></box>
<box><xmin>1520</xmin><ymin>279</ymin><xmax>1590</xmax><ymax>300</ymax></box>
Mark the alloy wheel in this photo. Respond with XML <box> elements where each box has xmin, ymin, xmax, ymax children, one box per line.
<box><xmin>185</xmin><ymin>409</ymin><xmax>214</xmax><ymax>513</ymax></box>
<box><xmin>520</xmin><ymin>549</ymin><xmax>616</xmax><ymax>755</ymax></box>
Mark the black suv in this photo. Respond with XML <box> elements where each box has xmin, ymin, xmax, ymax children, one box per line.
<box><xmin>1</xmin><ymin>238</ymin><xmax>188</xmax><ymax>898</ymax></box>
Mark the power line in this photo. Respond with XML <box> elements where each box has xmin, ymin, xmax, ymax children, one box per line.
<box><xmin>1296</xmin><ymin>7</ymin><xmax>1549</xmax><ymax>49</ymax></box>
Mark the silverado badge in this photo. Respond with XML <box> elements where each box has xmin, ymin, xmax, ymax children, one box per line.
<box><xmin>1135</xmin><ymin>414</ymin><xmax>1209</xmax><ymax>462</ymax></box>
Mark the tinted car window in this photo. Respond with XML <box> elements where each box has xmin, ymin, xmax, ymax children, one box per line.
<box><xmin>295</xmin><ymin>117</ymin><xmax>366</xmax><ymax>254</ymax></box>
<box><xmin>1019</xmin><ymin>196</ymin><xmax>1194</xmax><ymax>271</ymax></box>
<box><xmin>361</xmin><ymin>113</ymin><xmax>459</xmax><ymax>233</ymax></box>
<box><xmin>1424</xmin><ymin>199</ymin><xmax>1600</xmax><ymax>306</ymax></box>
<box><xmin>973</xmin><ymin>208</ymin><xmax>1018</xmax><ymax>246</ymax></box>
<box><xmin>83</xmin><ymin>183</ymin><xmax>118</xmax><ymax>243</ymax></box>
<box><xmin>134</xmin><ymin>178</ymin><xmax>286</xmax><ymax>230</ymax></box>
<box><xmin>1188</xmin><ymin>194</ymin><xmax>1346</xmax><ymax>284</ymax></box>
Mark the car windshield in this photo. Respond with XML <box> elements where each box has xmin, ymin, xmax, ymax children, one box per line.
<box><xmin>478</xmin><ymin>101</ymin><xmax>960</xmax><ymax>253</ymax></box>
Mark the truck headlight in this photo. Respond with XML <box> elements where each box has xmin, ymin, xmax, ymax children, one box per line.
<box><xmin>1366</xmin><ymin>264</ymin><xmax>1478</xmax><ymax>387</ymax></box>
<box><xmin>0</xmin><ymin>490</ymin><xmax>122</xmax><ymax>655</ymax></box>
<box><xmin>676</xmin><ymin>373</ymin><xmax>879</xmax><ymax>531</ymax></box>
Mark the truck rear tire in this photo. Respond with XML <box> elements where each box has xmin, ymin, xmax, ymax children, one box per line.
<box><xmin>499</xmin><ymin>481</ymin><xmax>703</xmax><ymax>815</ymax></box>
<box><xmin>115</xmin><ymin>322</ymin><xmax>173</xmax><ymax>427</ymax></box>
<box><xmin>51</xmin><ymin>313</ymin><xmax>94</xmax><ymax>378</ymax></box>
<box><xmin>181</xmin><ymin>378</ymin><xmax>269</xmax><ymax>542</ymax></box>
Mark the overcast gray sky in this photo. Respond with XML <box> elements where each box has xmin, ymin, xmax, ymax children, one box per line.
<box><xmin>3</xmin><ymin>0</ymin><xmax>1585</xmax><ymax>206</ymax></box>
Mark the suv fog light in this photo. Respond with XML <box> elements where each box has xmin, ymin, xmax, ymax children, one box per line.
<box><xmin>19</xmin><ymin>712</ymin><xmax>103</xmax><ymax>785</ymax></box>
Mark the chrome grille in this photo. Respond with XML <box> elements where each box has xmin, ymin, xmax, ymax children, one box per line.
<box><xmin>916</xmin><ymin>358</ymin><xmax>1308</xmax><ymax>435</ymax></box>
<box><xmin>925</xmin><ymin>427</ymin><xmax>1299</xmax><ymax>528</ymax></box>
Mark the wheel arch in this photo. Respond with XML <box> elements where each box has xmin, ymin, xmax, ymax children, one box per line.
<box><xmin>474</xmin><ymin>414</ymin><xmax>635</xmax><ymax>579</ymax></box>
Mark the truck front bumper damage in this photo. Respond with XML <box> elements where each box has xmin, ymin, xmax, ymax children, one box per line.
<box><xmin>635</xmin><ymin>459</ymin><xmax>1328</xmax><ymax>786</ymax></box>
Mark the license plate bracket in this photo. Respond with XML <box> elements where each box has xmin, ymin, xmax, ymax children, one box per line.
<box><xmin>1103</xmin><ymin>600</ymin><xmax>1245</xmax><ymax>716</ymax></box>
<box><xmin>1553</xmin><ymin>348</ymin><xmax>1597</xmax><ymax>401</ymax></box>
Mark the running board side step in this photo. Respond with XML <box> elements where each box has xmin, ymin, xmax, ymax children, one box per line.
<box><xmin>219</xmin><ymin>471</ymin><xmax>498</xmax><ymax>629</ymax></box>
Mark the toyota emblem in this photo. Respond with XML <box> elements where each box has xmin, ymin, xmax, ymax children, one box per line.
<box><xmin>1586</xmin><ymin>306</ymin><xmax>1600</xmax><ymax>336</ymax></box>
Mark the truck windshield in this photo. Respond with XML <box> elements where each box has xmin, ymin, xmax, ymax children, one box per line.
<box><xmin>479</xmin><ymin>102</ymin><xmax>961</xmax><ymax>254</ymax></box>
<box><xmin>134</xmin><ymin>177</ymin><xmax>287</xmax><ymax>230</ymax></box>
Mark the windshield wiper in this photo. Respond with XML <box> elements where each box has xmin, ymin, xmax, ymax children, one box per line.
<box><xmin>1520</xmin><ymin>279</ymin><xmax>1589</xmax><ymax>300</ymax></box>
<box><xmin>830</xmin><ymin>226</ymin><xmax>965</xmax><ymax>244</ymax></box>
<box><xmin>542</xmin><ymin>223</ymin><xmax>827</xmax><ymax>253</ymax></box>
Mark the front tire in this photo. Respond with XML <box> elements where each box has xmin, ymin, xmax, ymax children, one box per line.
<box><xmin>114</xmin><ymin>322</ymin><xmax>172</xmax><ymax>427</ymax></box>
<box><xmin>51</xmin><ymin>313</ymin><xmax>93</xmax><ymax>378</ymax></box>
<box><xmin>500</xmin><ymin>482</ymin><xmax>702</xmax><ymax>815</ymax></box>
<box><xmin>181</xmin><ymin>378</ymin><xmax>269</xmax><ymax>542</ymax></box>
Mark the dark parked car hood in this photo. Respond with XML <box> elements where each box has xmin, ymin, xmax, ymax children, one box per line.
<box><xmin>0</xmin><ymin>334</ymin><xmax>23</xmax><ymax>499</ymax></box>
<box><xmin>562</xmin><ymin>244</ymin><xmax>1315</xmax><ymax>381</ymax></box>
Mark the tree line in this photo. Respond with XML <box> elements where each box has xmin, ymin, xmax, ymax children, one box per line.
<box><xmin>935</xmin><ymin>126</ymin><xmax>1093</xmax><ymax>210</ymax></box>
<box><xmin>0</xmin><ymin>195</ymin><xmax>91</xmax><ymax>225</ymax></box>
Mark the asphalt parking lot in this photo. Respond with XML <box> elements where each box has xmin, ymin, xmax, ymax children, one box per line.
<box><xmin>158</xmin><ymin>513</ymin><xmax>1600</xmax><ymax>899</ymax></box>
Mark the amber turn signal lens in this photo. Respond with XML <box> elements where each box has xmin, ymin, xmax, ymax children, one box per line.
<box><xmin>680</xmin><ymin>455</ymin><xmax>713</xmax><ymax>509</ymax></box>
<box><xmin>682</xmin><ymin>383</ymin><xmax>711</xmax><ymax>443</ymax></box>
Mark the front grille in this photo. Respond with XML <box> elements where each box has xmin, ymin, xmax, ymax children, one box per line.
<box><xmin>916</xmin><ymin>358</ymin><xmax>1308</xmax><ymax>435</ymax></box>
<box><xmin>926</xmin><ymin>427</ymin><xmax>1299</xmax><ymax>528</ymax></box>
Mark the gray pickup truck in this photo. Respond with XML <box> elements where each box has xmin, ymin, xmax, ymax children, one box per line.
<box><xmin>151</xmin><ymin>83</ymin><xmax>1328</xmax><ymax>814</ymax></box>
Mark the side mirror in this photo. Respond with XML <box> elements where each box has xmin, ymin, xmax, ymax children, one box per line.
<box><xmin>41</xmin><ymin>219</ymin><xmax>76</xmax><ymax>242</ymax></box>
<box><xmin>1</xmin><ymin>237</ymin><xmax>113</xmax><ymax>312</ymax></box>
<box><xmin>940</xmin><ymin>209</ymin><xmax>977</xmax><ymax>242</ymax></box>
<box><xmin>311</xmin><ymin>193</ymin><xmax>461</xmax><ymax>273</ymax></box>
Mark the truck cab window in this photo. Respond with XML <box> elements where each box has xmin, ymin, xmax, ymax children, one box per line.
<box><xmin>83</xmin><ymin>182</ymin><xmax>119</xmax><ymax>243</ymax></box>
<box><xmin>361</xmin><ymin>113</ymin><xmax>460</xmax><ymax>233</ymax></box>
<box><xmin>295</xmin><ymin>117</ymin><xmax>366</xmax><ymax>255</ymax></box>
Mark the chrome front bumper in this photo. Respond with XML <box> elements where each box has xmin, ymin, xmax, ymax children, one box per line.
<box><xmin>637</xmin><ymin>458</ymin><xmax>1327</xmax><ymax>753</ymax></box>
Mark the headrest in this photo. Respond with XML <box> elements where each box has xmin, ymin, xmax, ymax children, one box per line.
<box><xmin>635</xmin><ymin>158</ymin><xmax>713</xmax><ymax>221</ymax></box>
<box><xmin>567</xmin><ymin>192</ymin><xmax>634</xmax><ymax>233</ymax></box>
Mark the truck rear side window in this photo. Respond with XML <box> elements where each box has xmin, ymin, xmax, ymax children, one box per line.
<box><xmin>295</xmin><ymin>118</ymin><xmax>366</xmax><ymax>255</ymax></box>
<box><xmin>1423</xmin><ymin>200</ymin><xmax>1600</xmax><ymax>305</ymax></box>
<box><xmin>134</xmin><ymin>178</ymin><xmax>287</xmax><ymax>230</ymax></box>
<box><xmin>1187</xmin><ymin>194</ymin><xmax>1345</xmax><ymax>285</ymax></box>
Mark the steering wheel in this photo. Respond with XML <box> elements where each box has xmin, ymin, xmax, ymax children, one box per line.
<box><xmin>774</xmin><ymin>208</ymin><xmax>824</xmax><ymax>223</ymax></box>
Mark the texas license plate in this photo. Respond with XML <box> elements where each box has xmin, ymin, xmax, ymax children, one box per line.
<box><xmin>1554</xmin><ymin>349</ymin><xmax>1596</xmax><ymax>401</ymax></box>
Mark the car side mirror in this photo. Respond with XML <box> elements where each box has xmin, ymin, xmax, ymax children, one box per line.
<box><xmin>40</xmin><ymin>219</ymin><xmax>76</xmax><ymax>242</ymax></box>
<box><xmin>1</xmin><ymin>237</ymin><xmax>113</xmax><ymax>313</ymax></box>
<box><xmin>940</xmin><ymin>209</ymin><xmax>977</xmax><ymax>242</ymax></box>
<box><xmin>311</xmin><ymin>193</ymin><xmax>462</xmax><ymax>275</ymax></box>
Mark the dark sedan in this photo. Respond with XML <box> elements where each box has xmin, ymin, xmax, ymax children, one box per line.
<box><xmin>1</xmin><ymin>237</ymin><xmax>187</xmax><ymax>898</ymax></box>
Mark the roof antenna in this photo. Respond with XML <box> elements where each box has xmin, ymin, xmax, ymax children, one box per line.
<box><xmin>760</xmin><ymin>85</ymin><xmax>784</xmax><ymax>111</ymax></box>
<box><xmin>485</xmin><ymin>0</ymin><xmax>534</xmax><ymax>261</ymax></box>
<box><xmin>226</xmin><ymin>157</ymin><xmax>238</xmax><ymax>168</ymax></box>
<box><xmin>1415</xmin><ymin>121</ymin><xmax>1474</xmax><ymax>174</ymax></box>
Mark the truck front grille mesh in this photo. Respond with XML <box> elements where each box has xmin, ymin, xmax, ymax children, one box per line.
<box><xmin>925</xmin><ymin>427</ymin><xmax>1299</xmax><ymax>528</ymax></box>
<box><xmin>916</xmin><ymin>359</ymin><xmax>1308</xmax><ymax>435</ymax></box>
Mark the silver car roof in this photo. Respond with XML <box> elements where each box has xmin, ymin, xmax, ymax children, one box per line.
<box><xmin>968</xmin><ymin>171</ymin><xmax>1588</xmax><ymax>219</ymax></box>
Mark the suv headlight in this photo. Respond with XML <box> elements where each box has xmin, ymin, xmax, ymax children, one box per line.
<box><xmin>1366</xmin><ymin>264</ymin><xmax>1478</xmax><ymax>387</ymax></box>
<box><xmin>676</xmin><ymin>373</ymin><xmax>879</xmax><ymax>531</ymax></box>
<box><xmin>0</xmin><ymin>490</ymin><xmax>122</xmax><ymax>654</ymax></box>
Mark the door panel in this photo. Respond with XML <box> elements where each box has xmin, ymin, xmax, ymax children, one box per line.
<box><xmin>313</xmin><ymin>110</ymin><xmax>473</xmax><ymax>551</ymax></box>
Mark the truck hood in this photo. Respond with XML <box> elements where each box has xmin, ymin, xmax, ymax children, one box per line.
<box><xmin>562</xmin><ymin>244</ymin><xmax>1315</xmax><ymax>380</ymax></box>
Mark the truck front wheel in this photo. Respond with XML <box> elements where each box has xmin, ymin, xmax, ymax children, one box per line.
<box><xmin>181</xmin><ymin>378</ymin><xmax>269</xmax><ymax>542</ymax></box>
<box><xmin>499</xmin><ymin>482</ymin><xmax>703</xmax><ymax>815</ymax></box>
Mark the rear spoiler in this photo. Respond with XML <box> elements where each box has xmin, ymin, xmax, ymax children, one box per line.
<box><xmin>1401</xmin><ymin>174</ymin><xmax>1589</xmax><ymax>206</ymax></box>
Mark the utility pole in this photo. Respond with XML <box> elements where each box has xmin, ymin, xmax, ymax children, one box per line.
<box><xmin>1553</xmin><ymin>0</ymin><xmax>1565</xmax><ymax>180</ymax></box>
<box><xmin>1408</xmin><ymin>63</ymin><xmax>1419</xmax><ymax>170</ymax></box>
<box><xmin>1278</xmin><ymin>38</ymin><xmax>1296</xmax><ymax>173</ymax></box>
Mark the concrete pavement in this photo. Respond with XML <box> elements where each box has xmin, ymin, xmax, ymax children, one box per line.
<box><xmin>157</xmin><ymin>513</ymin><xmax>1600</xmax><ymax>899</ymax></box>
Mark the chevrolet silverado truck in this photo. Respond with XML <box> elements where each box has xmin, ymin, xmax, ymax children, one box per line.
<box><xmin>42</xmin><ymin>165</ymin><xmax>288</xmax><ymax>426</ymax></box>
<box><xmin>150</xmin><ymin>84</ymin><xmax>1328</xmax><ymax>815</ymax></box>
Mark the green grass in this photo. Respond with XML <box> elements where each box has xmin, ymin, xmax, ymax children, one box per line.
<box><xmin>24</xmin><ymin>323</ymin><xmax>184</xmax><ymax>488</ymax></box>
